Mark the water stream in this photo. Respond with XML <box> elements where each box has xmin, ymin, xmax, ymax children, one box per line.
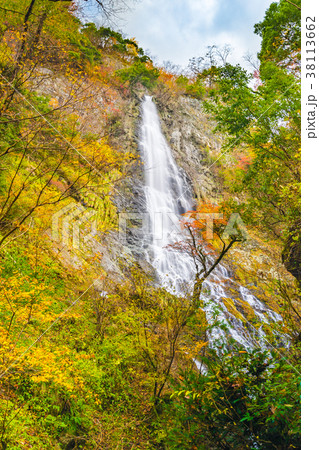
<box><xmin>139</xmin><ymin>95</ymin><xmax>282</xmax><ymax>350</ymax></box>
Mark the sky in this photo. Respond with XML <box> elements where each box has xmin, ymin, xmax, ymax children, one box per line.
<box><xmin>115</xmin><ymin>0</ymin><xmax>274</xmax><ymax>71</ymax></box>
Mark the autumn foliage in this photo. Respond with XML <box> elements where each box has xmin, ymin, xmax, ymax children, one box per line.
<box><xmin>0</xmin><ymin>0</ymin><xmax>300</xmax><ymax>448</ymax></box>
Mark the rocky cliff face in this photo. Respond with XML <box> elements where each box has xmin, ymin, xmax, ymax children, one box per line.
<box><xmin>113</xmin><ymin>93</ymin><xmax>226</xmax><ymax>265</ymax></box>
<box><xmin>155</xmin><ymin>96</ymin><xmax>223</xmax><ymax>202</ymax></box>
<box><xmin>30</xmin><ymin>69</ymin><xmax>296</xmax><ymax>316</ymax></box>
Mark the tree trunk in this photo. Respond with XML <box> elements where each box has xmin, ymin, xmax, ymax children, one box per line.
<box><xmin>13</xmin><ymin>0</ymin><xmax>37</xmax><ymax>77</ymax></box>
<box><xmin>25</xmin><ymin>10</ymin><xmax>48</xmax><ymax>60</ymax></box>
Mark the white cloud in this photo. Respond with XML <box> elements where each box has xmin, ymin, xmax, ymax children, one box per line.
<box><xmin>186</xmin><ymin>0</ymin><xmax>218</xmax><ymax>26</ymax></box>
<box><xmin>111</xmin><ymin>0</ymin><xmax>274</xmax><ymax>70</ymax></box>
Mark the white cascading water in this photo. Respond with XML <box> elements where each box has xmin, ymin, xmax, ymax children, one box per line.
<box><xmin>139</xmin><ymin>95</ymin><xmax>282</xmax><ymax>349</ymax></box>
<box><xmin>140</xmin><ymin>95</ymin><xmax>194</xmax><ymax>290</ymax></box>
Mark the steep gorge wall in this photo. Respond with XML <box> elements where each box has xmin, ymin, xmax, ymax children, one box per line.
<box><xmin>155</xmin><ymin>96</ymin><xmax>223</xmax><ymax>202</ymax></box>
<box><xmin>29</xmin><ymin>68</ymin><xmax>296</xmax><ymax>312</ymax></box>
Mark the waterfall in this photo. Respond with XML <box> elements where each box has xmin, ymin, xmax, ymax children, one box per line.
<box><xmin>140</xmin><ymin>95</ymin><xmax>194</xmax><ymax>291</ymax></box>
<box><xmin>139</xmin><ymin>95</ymin><xmax>282</xmax><ymax>349</ymax></box>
